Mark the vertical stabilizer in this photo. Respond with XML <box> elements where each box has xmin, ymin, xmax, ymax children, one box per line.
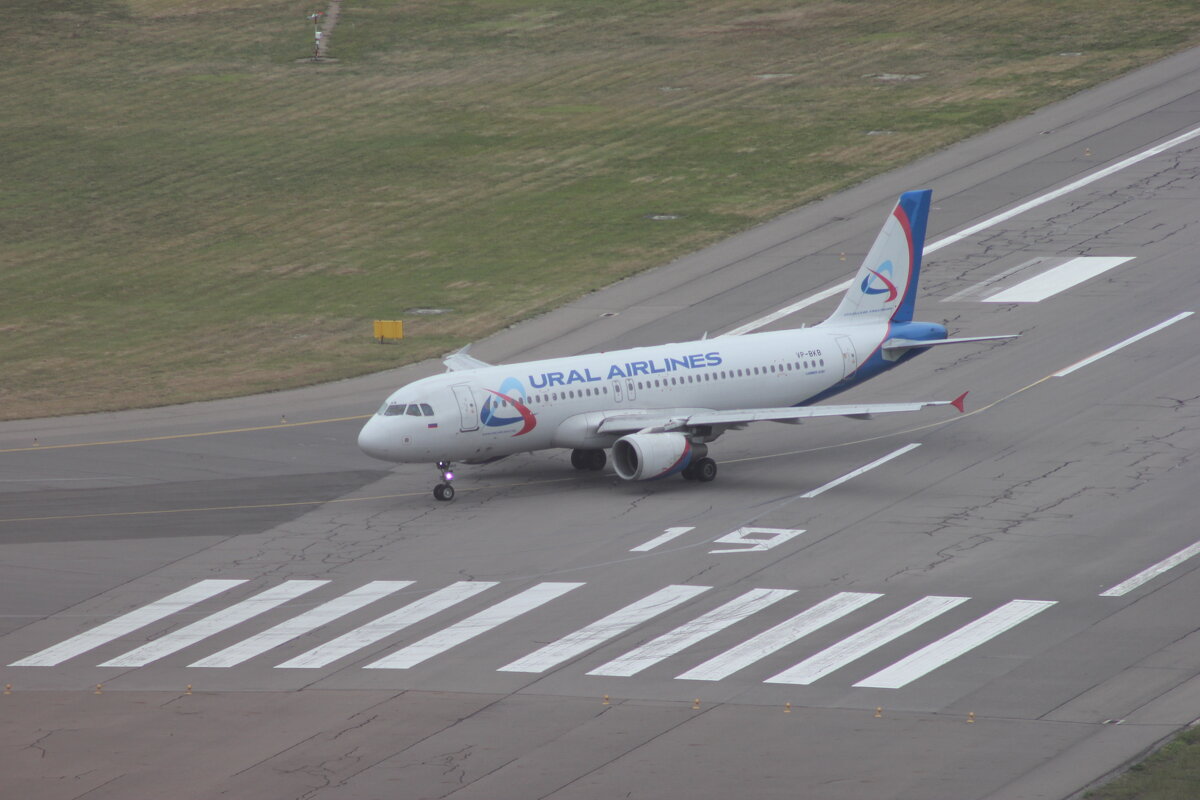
<box><xmin>823</xmin><ymin>189</ymin><xmax>931</xmax><ymax>325</ymax></box>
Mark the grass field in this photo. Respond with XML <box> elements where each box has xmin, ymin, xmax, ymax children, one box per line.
<box><xmin>5</xmin><ymin>0</ymin><xmax>1200</xmax><ymax>419</ymax></box>
<box><xmin>1086</xmin><ymin>725</ymin><xmax>1200</xmax><ymax>800</ymax></box>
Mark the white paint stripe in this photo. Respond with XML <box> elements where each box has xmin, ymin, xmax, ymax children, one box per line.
<box><xmin>854</xmin><ymin>599</ymin><xmax>1056</xmax><ymax>689</ymax></box>
<box><xmin>764</xmin><ymin>595</ymin><xmax>968</xmax><ymax>685</ymax></box>
<box><xmin>1100</xmin><ymin>539</ymin><xmax>1200</xmax><ymax>597</ymax></box>
<box><xmin>941</xmin><ymin>257</ymin><xmax>1046</xmax><ymax>302</ymax></box>
<box><xmin>499</xmin><ymin>585</ymin><xmax>710</xmax><ymax>673</ymax></box>
<box><xmin>9</xmin><ymin>580</ymin><xmax>246</xmax><ymax>667</ymax></box>
<box><xmin>366</xmin><ymin>582</ymin><xmax>584</xmax><ymax>669</ymax></box>
<box><xmin>188</xmin><ymin>581</ymin><xmax>413</xmax><ymax>668</ymax></box>
<box><xmin>588</xmin><ymin>588</ymin><xmax>796</xmax><ymax>677</ymax></box>
<box><xmin>983</xmin><ymin>256</ymin><xmax>1133</xmax><ymax>303</ymax></box>
<box><xmin>99</xmin><ymin>581</ymin><xmax>328</xmax><ymax>668</ymax></box>
<box><xmin>630</xmin><ymin>527</ymin><xmax>696</xmax><ymax>552</ymax></box>
<box><xmin>728</xmin><ymin>123</ymin><xmax>1200</xmax><ymax>335</ymax></box>
<box><xmin>675</xmin><ymin>592</ymin><xmax>881</xmax><ymax>681</ymax></box>
<box><xmin>1054</xmin><ymin>312</ymin><xmax>1193</xmax><ymax>377</ymax></box>
<box><xmin>277</xmin><ymin>581</ymin><xmax>496</xmax><ymax>669</ymax></box>
<box><xmin>800</xmin><ymin>443</ymin><xmax>921</xmax><ymax>499</ymax></box>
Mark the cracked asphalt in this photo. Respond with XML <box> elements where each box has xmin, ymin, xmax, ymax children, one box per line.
<box><xmin>4</xmin><ymin>46</ymin><xmax>1200</xmax><ymax>800</ymax></box>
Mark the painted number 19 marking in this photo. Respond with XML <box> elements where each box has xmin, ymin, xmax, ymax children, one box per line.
<box><xmin>709</xmin><ymin>527</ymin><xmax>804</xmax><ymax>554</ymax></box>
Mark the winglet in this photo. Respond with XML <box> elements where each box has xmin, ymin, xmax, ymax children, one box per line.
<box><xmin>951</xmin><ymin>391</ymin><xmax>968</xmax><ymax>413</ymax></box>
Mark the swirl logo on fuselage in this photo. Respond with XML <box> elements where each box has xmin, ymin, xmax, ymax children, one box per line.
<box><xmin>861</xmin><ymin>259</ymin><xmax>899</xmax><ymax>301</ymax></box>
<box><xmin>480</xmin><ymin>377</ymin><xmax>537</xmax><ymax>436</ymax></box>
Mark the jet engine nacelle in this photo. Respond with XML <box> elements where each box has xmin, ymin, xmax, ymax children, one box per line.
<box><xmin>611</xmin><ymin>433</ymin><xmax>706</xmax><ymax>481</ymax></box>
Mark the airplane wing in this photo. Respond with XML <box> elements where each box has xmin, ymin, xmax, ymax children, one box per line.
<box><xmin>442</xmin><ymin>346</ymin><xmax>492</xmax><ymax>372</ymax></box>
<box><xmin>595</xmin><ymin>393</ymin><xmax>967</xmax><ymax>435</ymax></box>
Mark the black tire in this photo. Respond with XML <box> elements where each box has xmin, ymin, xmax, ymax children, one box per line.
<box><xmin>570</xmin><ymin>449</ymin><xmax>588</xmax><ymax>470</ymax></box>
<box><xmin>681</xmin><ymin>463</ymin><xmax>698</xmax><ymax>481</ymax></box>
<box><xmin>586</xmin><ymin>449</ymin><xmax>607</xmax><ymax>471</ymax></box>
<box><xmin>433</xmin><ymin>483</ymin><xmax>455</xmax><ymax>501</ymax></box>
<box><xmin>695</xmin><ymin>457</ymin><xmax>717</xmax><ymax>482</ymax></box>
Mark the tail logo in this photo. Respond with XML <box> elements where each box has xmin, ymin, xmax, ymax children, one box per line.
<box><xmin>481</xmin><ymin>377</ymin><xmax>537</xmax><ymax>436</ymax></box>
<box><xmin>861</xmin><ymin>260</ymin><xmax>898</xmax><ymax>301</ymax></box>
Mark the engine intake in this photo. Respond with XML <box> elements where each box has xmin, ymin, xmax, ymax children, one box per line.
<box><xmin>611</xmin><ymin>433</ymin><xmax>706</xmax><ymax>481</ymax></box>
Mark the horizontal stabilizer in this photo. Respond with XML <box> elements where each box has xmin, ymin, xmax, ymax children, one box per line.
<box><xmin>882</xmin><ymin>334</ymin><xmax>1018</xmax><ymax>354</ymax></box>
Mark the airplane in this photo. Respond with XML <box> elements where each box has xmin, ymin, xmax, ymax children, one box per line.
<box><xmin>358</xmin><ymin>189</ymin><xmax>1015</xmax><ymax>500</ymax></box>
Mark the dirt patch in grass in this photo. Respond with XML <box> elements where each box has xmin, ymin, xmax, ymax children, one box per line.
<box><xmin>5</xmin><ymin>0</ymin><xmax>1200</xmax><ymax>419</ymax></box>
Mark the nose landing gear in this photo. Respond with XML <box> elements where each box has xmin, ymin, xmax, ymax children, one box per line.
<box><xmin>433</xmin><ymin>461</ymin><xmax>456</xmax><ymax>501</ymax></box>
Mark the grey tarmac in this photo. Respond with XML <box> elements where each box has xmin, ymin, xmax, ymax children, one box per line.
<box><xmin>5</xmin><ymin>46</ymin><xmax>1200</xmax><ymax>800</ymax></box>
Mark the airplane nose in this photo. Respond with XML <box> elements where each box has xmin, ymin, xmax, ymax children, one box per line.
<box><xmin>357</xmin><ymin>416</ymin><xmax>393</xmax><ymax>461</ymax></box>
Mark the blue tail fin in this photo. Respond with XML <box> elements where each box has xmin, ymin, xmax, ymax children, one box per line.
<box><xmin>824</xmin><ymin>189</ymin><xmax>931</xmax><ymax>325</ymax></box>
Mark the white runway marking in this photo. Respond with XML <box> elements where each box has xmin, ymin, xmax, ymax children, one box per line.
<box><xmin>99</xmin><ymin>581</ymin><xmax>328</xmax><ymax>668</ymax></box>
<box><xmin>800</xmin><ymin>443</ymin><xmax>921</xmax><ymax>499</ymax></box>
<box><xmin>1054</xmin><ymin>312</ymin><xmax>1193</xmax><ymax>377</ymax></box>
<box><xmin>982</xmin><ymin>256</ymin><xmax>1133</xmax><ymax>303</ymax></box>
<box><xmin>9</xmin><ymin>579</ymin><xmax>246</xmax><ymax>667</ymax></box>
<box><xmin>499</xmin><ymin>585</ymin><xmax>710</xmax><ymax>673</ymax></box>
<box><xmin>630</xmin><ymin>527</ymin><xmax>695</xmax><ymax>552</ymax></box>
<box><xmin>276</xmin><ymin>581</ymin><xmax>496</xmax><ymax>669</ymax></box>
<box><xmin>365</xmin><ymin>582</ymin><xmax>584</xmax><ymax>670</ymax></box>
<box><xmin>1100</xmin><ymin>539</ymin><xmax>1200</xmax><ymax>597</ymax></box>
<box><xmin>676</xmin><ymin>592</ymin><xmax>882</xmax><ymax>681</ymax></box>
<box><xmin>728</xmin><ymin>123</ymin><xmax>1200</xmax><ymax>335</ymax></box>
<box><xmin>854</xmin><ymin>599</ymin><xmax>1056</xmax><ymax>689</ymax></box>
<box><xmin>189</xmin><ymin>581</ymin><xmax>413</xmax><ymax>668</ymax></box>
<box><xmin>588</xmin><ymin>588</ymin><xmax>796</xmax><ymax>677</ymax></box>
<box><xmin>764</xmin><ymin>595</ymin><xmax>968</xmax><ymax>685</ymax></box>
<box><xmin>709</xmin><ymin>527</ymin><xmax>804</xmax><ymax>554</ymax></box>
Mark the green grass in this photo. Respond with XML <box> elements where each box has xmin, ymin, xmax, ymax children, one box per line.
<box><xmin>5</xmin><ymin>0</ymin><xmax>1200</xmax><ymax>418</ymax></box>
<box><xmin>1086</xmin><ymin>725</ymin><xmax>1200</xmax><ymax>800</ymax></box>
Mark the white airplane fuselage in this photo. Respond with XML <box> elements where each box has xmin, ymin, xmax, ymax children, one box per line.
<box><xmin>357</xmin><ymin>319</ymin><xmax>941</xmax><ymax>463</ymax></box>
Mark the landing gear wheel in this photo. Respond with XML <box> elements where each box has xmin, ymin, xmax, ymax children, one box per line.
<box><xmin>433</xmin><ymin>483</ymin><xmax>455</xmax><ymax>501</ymax></box>
<box><xmin>694</xmin><ymin>457</ymin><xmax>717</xmax><ymax>483</ymax></box>
<box><xmin>681</xmin><ymin>463</ymin><xmax>698</xmax><ymax>481</ymax></box>
<box><xmin>570</xmin><ymin>449</ymin><xmax>588</xmax><ymax>470</ymax></box>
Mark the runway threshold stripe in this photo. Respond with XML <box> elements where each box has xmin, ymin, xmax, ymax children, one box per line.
<box><xmin>1100</xmin><ymin>539</ymin><xmax>1200</xmax><ymax>597</ymax></box>
<box><xmin>366</xmin><ymin>582</ymin><xmax>584</xmax><ymax>669</ymax></box>
<box><xmin>854</xmin><ymin>599</ymin><xmax>1056</xmax><ymax>689</ymax></box>
<box><xmin>9</xmin><ymin>580</ymin><xmax>246</xmax><ymax>668</ymax></box>
<box><xmin>98</xmin><ymin>581</ymin><xmax>328</xmax><ymax>668</ymax></box>
<box><xmin>1054</xmin><ymin>312</ymin><xmax>1193</xmax><ymax>377</ymax></box>
<box><xmin>499</xmin><ymin>585</ymin><xmax>710</xmax><ymax>673</ymax></box>
<box><xmin>764</xmin><ymin>595</ymin><xmax>968</xmax><ymax>685</ymax></box>
<box><xmin>675</xmin><ymin>592</ymin><xmax>881</xmax><ymax>682</ymax></box>
<box><xmin>276</xmin><ymin>581</ymin><xmax>496</xmax><ymax>669</ymax></box>
<box><xmin>982</xmin><ymin>256</ymin><xmax>1133</xmax><ymax>303</ymax></box>
<box><xmin>188</xmin><ymin>581</ymin><xmax>414</xmax><ymax>668</ymax></box>
<box><xmin>588</xmin><ymin>588</ymin><xmax>796</xmax><ymax>678</ymax></box>
<box><xmin>800</xmin><ymin>444</ymin><xmax>921</xmax><ymax>499</ymax></box>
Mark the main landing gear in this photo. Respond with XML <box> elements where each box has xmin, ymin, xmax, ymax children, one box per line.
<box><xmin>681</xmin><ymin>457</ymin><xmax>717</xmax><ymax>482</ymax></box>
<box><xmin>433</xmin><ymin>461</ymin><xmax>456</xmax><ymax>501</ymax></box>
<box><xmin>570</xmin><ymin>448</ymin><xmax>607</xmax><ymax>471</ymax></box>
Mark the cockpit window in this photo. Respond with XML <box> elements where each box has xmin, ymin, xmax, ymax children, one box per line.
<box><xmin>382</xmin><ymin>402</ymin><xmax>407</xmax><ymax>416</ymax></box>
<box><xmin>406</xmin><ymin>405</ymin><xmax>423</xmax><ymax>417</ymax></box>
<box><xmin>420</xmin><ymin>403</ymin><xmax>434</xmax><ymax>416</ymax></box>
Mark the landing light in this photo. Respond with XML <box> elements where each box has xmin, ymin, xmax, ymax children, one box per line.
<box><xmin>444</xmin><ymin>471</ymin><xmax>455</xmax><ymax>481</ymax></box>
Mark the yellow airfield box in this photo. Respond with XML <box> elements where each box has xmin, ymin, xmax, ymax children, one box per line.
<box><xmin>373</xmin><ymin>320</ymin><xmax>404</xmax><ymax>342</ymax></box>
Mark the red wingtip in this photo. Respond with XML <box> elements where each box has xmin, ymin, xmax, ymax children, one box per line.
<box><xmin>951</xmin><ymin>391</ymin><xmax>969</xmax><ymax>413</ymax></box>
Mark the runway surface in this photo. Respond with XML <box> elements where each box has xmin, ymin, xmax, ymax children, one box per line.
<box><xmin>5</xmin><ymin>47</ymin><xmax>1200</xmax><ymax>800</ymax></box>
